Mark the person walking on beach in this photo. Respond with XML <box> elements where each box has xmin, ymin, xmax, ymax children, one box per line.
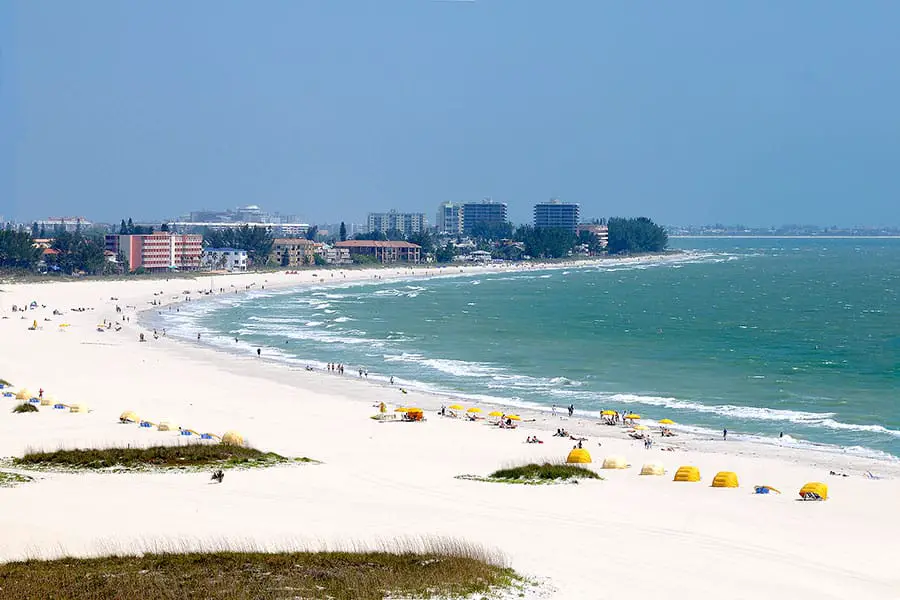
<box><xmin>568</xmin><ymin>404</ymin><xmax>574</xmax><ymax>418</ymax></box>
<box><xmin>197</xmin><ymin>332</ymin><xmax>201</xmax><ymax>341</ymax></box>
<box><xmin>257</xmin><ymin>348</ymin><xmax>261</xmax><ymax>357</ymax></box>
<box><xmin>723</xmin><ymin>428</ymin><xmax>728</xmax><ymax>440</ymax></box>
<box><xmin>552</xmin><ymin>404</ymin><xmax>557</xmax><ymax>417</ymax></box>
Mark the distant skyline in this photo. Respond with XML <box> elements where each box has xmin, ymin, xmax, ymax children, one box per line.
<box><xmin>4</xmin><ymin>1</ymin><xmax>900</xmax><ymax>226</ymax></box>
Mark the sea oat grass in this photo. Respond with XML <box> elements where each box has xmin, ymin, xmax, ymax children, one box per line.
<box><xmin>0</xmin><ymin>541</ymin><xmax>517</xmax><ymax>600</ymax></box>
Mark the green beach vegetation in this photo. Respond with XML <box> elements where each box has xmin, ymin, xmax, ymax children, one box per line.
<box><xmin>0</xmin><ymin>471</ymin><xmax>33</xmax><ymax>487</ymax></box>
<box><xmin>14</xmin><ymin>444</ymin><xmax>310</xmax><ymax>471</ymax></box>
<box><xmin>459</xmin><ymin>462</ymin><xmax>602</xmax><ymax>485</ymax></box>
<box><xmin>0</xmin><ymin>542</ymin><xmax>519</xmax><ymax>600</ymax></box>
<box><xmin>12</xmin><ymin>402</ymin><xmax>37</xmax><ymax>413</ymax></box>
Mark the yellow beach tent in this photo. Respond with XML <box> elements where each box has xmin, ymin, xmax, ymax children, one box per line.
<box><xmin>602</xmin><ymin>456</ymin><xmax>628</xmax><ymax>469</ymax></box>
<box><xmin>222</xmin><ymin>430</ymin><xmax>245</xmax><ymax>446</ymax></box>
<box><xmin>673</xmin><ymin>465</ymin><xmax>701</xmax><ymax>482</ymax></box>
<box><xmin>566</xmin><ymin>448</ymin><xmax>592</xmax><ymax>463</ymax></box>
<box><xmin>119</xmin><ymin>410</ymin><xmax>140</xmax><ymax>424</ymax></box>
<box><xmin>799</xmin><ymin>482</ymin><xmax>828</xmax><ymax>500</ymax></box>
<box><xmin>711</xmin><ymin>471</ymin><xmax>739</xmax><ymax>488</ymax></box>
<box><xmin>640</xmin><ymin>462</ymin><xmax>665</xmax><ymax>476</ymax></box>
<box><xmin>157</xmin><ymin>420</ymin><xmax>178</xmax><ymax>431</ymax></box>
<box><xmin>69</xmin><ymin>404</ymin><xmax>89</xmax><ymax>413</ymax></box>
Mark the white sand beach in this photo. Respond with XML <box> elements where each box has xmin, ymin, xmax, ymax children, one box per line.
<box><xmin>1</xmin><ymin>262</ymin><xmax>899</xmax><ymax>599</ymax></box>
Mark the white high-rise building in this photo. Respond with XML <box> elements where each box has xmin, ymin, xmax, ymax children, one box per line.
<box><xmin>436</xmin><ymin>202</ymin><xmax>463</xmax><ymax>235</ymax></box>
<box><xmin>366</xmin><ymin>210</ymin><xmax>427</xmax><ymax>236</ymax></box>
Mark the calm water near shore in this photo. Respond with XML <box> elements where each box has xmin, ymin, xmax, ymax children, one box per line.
<box><xmin>156</xmin><ymin>239</ymin><xmax>900</xmax><ymax>460</ymax></box>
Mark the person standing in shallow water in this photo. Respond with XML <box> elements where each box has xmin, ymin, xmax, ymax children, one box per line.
<box><xmin>257</xmin><ymin>348</ymin><xmax>261</xmax><ymax>357</ymax></box>
<box><xmin>723</xmin><ymin>428</ymin><xmax>728</xmax><ymax>440</ymax></box>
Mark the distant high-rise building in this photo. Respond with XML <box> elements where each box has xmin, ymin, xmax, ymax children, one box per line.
<box><xmin>461</xmin><ymin>200</ymin><xmax>508</xmax><ymax>235</ymax></box>
<box><xmin>366</xmin><ymin>211</ymin><xmax>427</xmax><ymax>236</ymax></box>
<box><xmin>533</xmin><ymin>199</ymin><xmax>580</xmax><ymax>231</ymax></box>
<box><xmin>436</xmin><ymin>202</ymin><xmax>462</xmax><ymax>235</ymax></box>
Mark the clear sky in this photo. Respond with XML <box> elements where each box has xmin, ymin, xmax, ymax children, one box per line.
<box><xmin>3</xmin><ymin>1</ymin><xmax>900</xmax><ymax>227</ymax></box>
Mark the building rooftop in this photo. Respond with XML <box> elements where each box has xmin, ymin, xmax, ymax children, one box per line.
<box><xmin>335</xmin><ymin>240</ymin><xmax>421</xmax><ymax>249</ymax></box>
<box><xmin>205</xmin><ymin>247</ymin><xmax>246</xmax><ymax>253</ymax></box>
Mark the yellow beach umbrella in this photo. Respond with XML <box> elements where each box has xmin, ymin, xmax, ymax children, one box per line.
<box><xmin>625</xmin><ymin>414</ymin><xmax>641</xmax><ymax>419</ymax></box>
<box><xmin>467</xmin><ymin>407</ymin><xmax>482</xmax><ymax>413</ymax></box>
<box><xmin>488</xmin><ymin>411</ymin><xmax>503</xmax><ymax>417</ymax></box>
<box><xmin>634</xmin><ymin>424</ymin><xmax>649</xmax><ymax>431</ymax></box>
<box><xmin>507</xmin><ymin>415</ymin><xmax>521</xmax><ymax>421</ymax></box>
<box><xmin>601</xmin><ymin>410</ymin><xmax>617</xmax><ymax>416</ymax></box>
<box><xmin>448</xmin><ymin>404</ymin><xmax>464</xmax><ymax>410</ymax></box>
<box><xmin>659</xmin><ymin>418</ymin><xmax>675</xmax><ymax>425</ymax></box>
<box><xmin>395</xmin><ymin>407</ymin><xmax>410</xmax><ymax>413</ymax></box>
<box><xmin>406</xmin><ymin>407</ymin><xmax>423</xmax><ymax>413</ymax></box>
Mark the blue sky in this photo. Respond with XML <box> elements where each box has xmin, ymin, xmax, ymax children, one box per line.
<box><xmin>3</xmin><ymin>1</ymin><xmax>900</xmax><ymax>226</ymax></box>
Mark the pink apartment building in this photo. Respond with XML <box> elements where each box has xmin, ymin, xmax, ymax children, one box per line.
<box><xmin>106</xmin><ymin>233</ymin><xmax>203</xmax><ymax>272</ymax></box>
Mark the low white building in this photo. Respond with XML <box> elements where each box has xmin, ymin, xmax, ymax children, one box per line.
<box><xmin>320</xmin><ymin>244</ymin><xmax>352</xmax><ymax>265</ymax></box>
<box><xmin>202</xmin><ymin>247</ymin><xmax>248</xmax><ymax>272</ymax></box>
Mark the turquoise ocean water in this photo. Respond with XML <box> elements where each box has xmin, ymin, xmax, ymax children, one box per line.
<box><xmin>154</xmin><ymin>239</ymin><xmax>900</xmax><ymax>460</ymax></box>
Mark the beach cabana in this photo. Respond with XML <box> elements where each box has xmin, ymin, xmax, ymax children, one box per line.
<box><xmin>566</xmin><ymin>448</ymin><xmax>592</xmax><ymax>463</ymax></box>
<box><xmin>712</xmin><ymin>471</ymin><xmax>739</xmax><ymax>488</ymax></box>
<box><xmin>640</xmin><ymin>462</ymin><xmax>665</xmax><ymax>476</ymax></box>
<box><xmin>222</xmin><ymin>430</ymin><xmax>245</xmax><ymax>446</ymax></box>
<box><xmin>69</xmin><ymin>404</ymin><xmax>89</xmax><ymax>413</ymax></box>
<box><xmin>157</xmin><ymin>420</ymin><xmax>178</xmax><ymax>431</ymax></box>
<box><xmin>799</xmin><ymin>481</ymin><xmax>828</xmax><ymax>500</ymax></box>
<box><xmin>15</xmin><ymin>388</ymin><xmax>33</xmax><ymax>401</ymax></box>
<box><xmin>673</xmin><ymin>466</ymin><xmax>701</xmax><ymax>482</ymax></box>
<box><xmin>602</xmin><ymin>456</ymin><xmax>628</xmax><ymax>469</ymax></box>
<box><xmin>119</xmin><ymin>410</ymin><xmax>140</xmax><ymax>424</ymax></box>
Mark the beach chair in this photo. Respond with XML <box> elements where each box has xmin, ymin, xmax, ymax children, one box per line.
<box><xmin>180</xmin><ymin>430</ymin><xmax>193</xmax><ymax>436</ymax></box>
<box><xmin>53</xmin><ymin>403</ymin><xmax>65</xmax><ymax>410</ymax></box>
<box><xmin>200</xmin><ymin>433</ymin><xmax>214</xmax><ymax>440</ymax></box>
<box><xmin>139</xmin><ymin>421</ymin><xmax>153</xmax><ymax>428</ymax></box>
<box><xmin>28</xmin><ymin>398</ymin><xmax>40</xmax><ymax>404</ymax></box>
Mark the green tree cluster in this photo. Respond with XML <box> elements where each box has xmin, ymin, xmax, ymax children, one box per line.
<box><xmin>0</xmin><ymin>230</ymin><xmax>42</xmax><ymax>270</ymax></box>
<box><xmin>118</xmin><ymin>218</ymin><xmax>154</xmax><ymax>235</ymax></box>
<box><xmin>202</xmin><ymin>225</ymin><xmax>274</xmax><ymax>267</ymax></box>
<box><xmin>606</xmin><ymin>217</ymin><xmax>668</xmax><ymax>254</ymax></box>
<box><xmin>49</xmin><ymin>231</ymin><xmax>108</xmax><ymax>275</ymax></box>
<box><xmin>514</xmin><ymin>226</ymin><xmax>576</xmax><ymax>259</ymax></box>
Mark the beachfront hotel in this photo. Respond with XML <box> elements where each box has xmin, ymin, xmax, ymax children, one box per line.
<box><xmin>334</xmin><ymin>240</ymin><xmax>422</xmax><ymax>263</ymax></box>
<box><xmin>436</xmin><ymin>202</ymin><xmax>463</xmax><ymax>235</ymax></box>
<box><xmin>105</xmin><ymin>232</ymin><xmax>203</xmax><ymax>272</ymax></box>
<box><xmin>461</xmin><ymin>200</ymin><xmax>508</xmax><ymax>235</ymax></box>
<box><xmin>534</xmin><ymin>199</ymin><xmax>580</xmax><ymax>232</ymax></box>
<box><xmin>365</xmin><ymin>211</ymin><xmax>428</xmax><ymax>237</ymax></box>
<box><xmin>271</xmin><ymin>238</ymin><xmax>322</xmax><ymax>267</ymax></box>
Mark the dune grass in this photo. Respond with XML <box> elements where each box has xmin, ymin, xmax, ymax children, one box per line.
<box><xmin>0</xmin><ymin>379</ymin><xmax>11</xmax><ymax>386</ymax></box>
<box><xmin>0</xmin><ymin>541</ymin><xmax>518</xmax><ymax>600</ymax></box>
<box><xmin>0</xmin><ymin>471</ymin><xmax>33</xmax><ymax>487</ymax></box>
<box><xmin>458</xmin><ymin>462</ymin><xmax>602</xmax><ymax>485</ymax></box>
<box><xmin>12</xmin><ymin>402</ymin><xmax>38</xmax><ymax>413</ymax></box>
<box><xmin>13</xmin><ymin>444</ymin><xmax>313</xmax><ymax>471</ymax></box>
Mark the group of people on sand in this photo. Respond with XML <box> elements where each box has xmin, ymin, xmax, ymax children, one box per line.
<box><xmin>526</xmin><ymin>435</ymin><xmax>543</xmax><ymax>444</ymax></box>
<box><xmin>327</xmin><ymin>363</ymin><xmax>345</xmax><ymax>374</ymax></box>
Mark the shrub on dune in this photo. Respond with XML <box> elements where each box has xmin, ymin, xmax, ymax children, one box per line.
<box><xmin>12</xmin><ymin>402</ymin><xmax>38</xmax><ymax>414</ymax></box>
